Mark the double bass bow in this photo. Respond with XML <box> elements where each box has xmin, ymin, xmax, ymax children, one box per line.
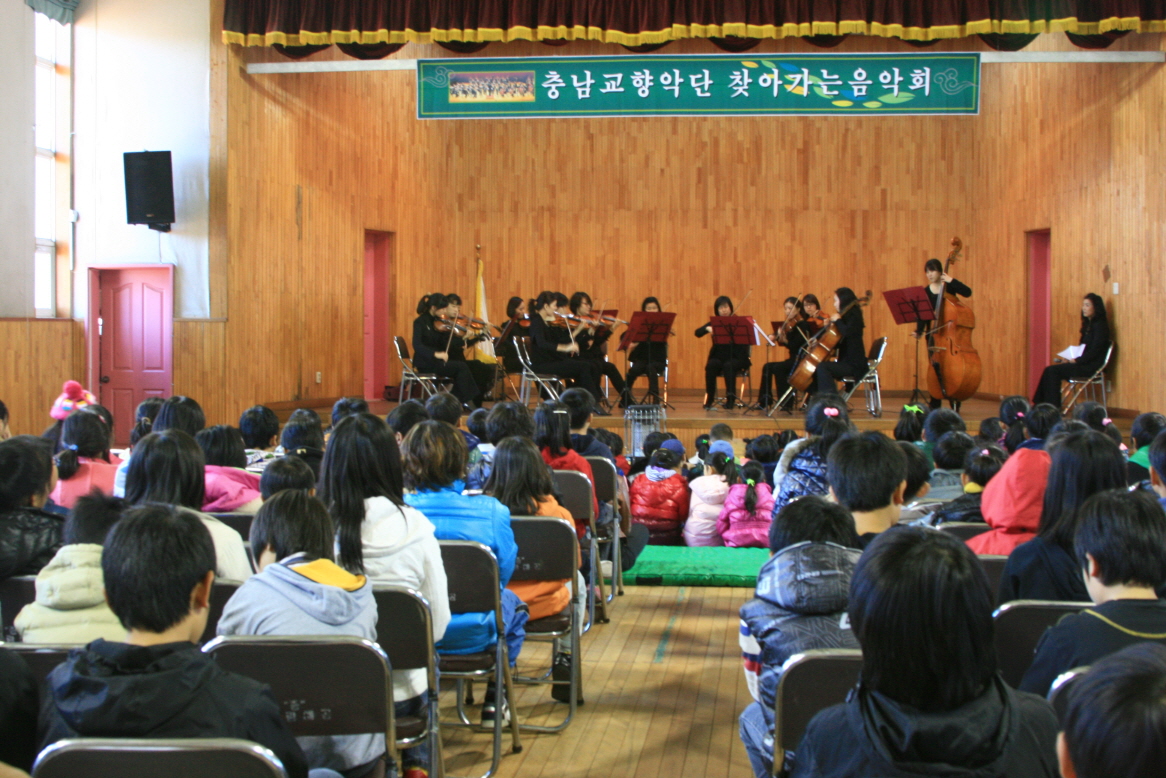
<box><xmin>788</xmin><ymin>290</ymin><xmax>872</xmax><ymax>393</ymax></box>
<box><xmin>925</xmin><ymin>238</ymin><xmax>981</xmax><ymax>406</ymax></box>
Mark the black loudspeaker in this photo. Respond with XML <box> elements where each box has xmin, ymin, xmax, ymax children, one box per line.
<box><xmin>124</xmin><ymin>151</ymin><xmax>175</xmax><ymax>232</ymax></box>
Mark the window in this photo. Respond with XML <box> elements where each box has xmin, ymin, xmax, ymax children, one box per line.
<box><xmin>33</xmin><ymin>11</ymin><xmax>70</xmax><ymax>317</ymax></box>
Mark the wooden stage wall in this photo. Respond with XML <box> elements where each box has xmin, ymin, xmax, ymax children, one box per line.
<box><xmin>4</xmin><ymin>31</ymin><xmax>1164</xmax><ymax>432</ymax></box>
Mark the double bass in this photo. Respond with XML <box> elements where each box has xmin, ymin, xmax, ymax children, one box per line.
<box><xmin>789</xmin><ymin>290</ymin><xmax>872</xmax><ymax>392</ymax></box>
<box><xmin>926</xmin><ymin>238</ymin><xmax>981</xmax><ymax>405</ymax></box>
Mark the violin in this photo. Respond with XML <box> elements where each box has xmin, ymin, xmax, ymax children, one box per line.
<box><xmin>434</xmin><ymin>314</ymin><xmax>471</xmax><ymax>335</ymax></box>
<box><xmin>776</xmin><ymin>295</ymin><xmax>806</xmax><ymax>345</ymax></box>
<box><xmin>788</xmin><ymin>290</ymin><xmax>872</xmax><ymax>392</ymax></box>
<box><xmin>551</xmin><ymin>311</ymin><xmax>585</xmax><ymax>328</ymax></box>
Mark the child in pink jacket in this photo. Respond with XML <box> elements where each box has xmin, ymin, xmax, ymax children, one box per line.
<box><xmin>683</xmin><ymin>450</ymin><xmax>736</xmax><ymax>547</ymax></box>
<box><xmin>717</xmin><ymin>461</ymin><xmax>774</xmax><ymax>548</ymax></box>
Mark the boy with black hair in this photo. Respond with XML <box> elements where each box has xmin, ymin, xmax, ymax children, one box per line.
<box><xmin>260</xmin><ymin>456</ymin><xmax>318</xmax><ymax>500</ymax></box>
<box><xmin>466</xmin><ymin>407</ymin><xmax>489</xmax><ymax>443</ymax></box>
<box><xmin>826</xmin><ymin>432</ymin><xmax>908</xmax><ymax>546</ymax></box>
<box><xmin>1020</xmin><ymin>489</ymin><xmax>1166</xmax><ymax>695</ymax></box>
<box><xmin>15</xmin><ymin>493</ymin><xmax>126</xmax><ymax>644</ymax></box>
<box><xmin>928</xmin><ymin>431</ymin><xmax>977</xmax><ymax>500</ymax></box>
<box><xmin>38</xmin><ymin>504</ymin><xmax>317</xmax><ymax>778</ymax></box>
<box><xmin>920</xmin><ymin>406</ymin><xmax>965</xmax><ymax>466</ymax></box>
<box><xmin>386</xmin><ymin>399</ymin><xmax>430</xmax><ymax>445</ymax></box>
<box><xmin>239</xmin><ymin>405</ymin><xmax>280</xmax><ymax>451</ymax></box>
<box><xmin>331</xmin><ymin>397</ymin><xmax>369</xmax><ymax>429</ymax></box>
<box><xmin>1058</xmin><ymin>642</ymin><xmax>1166</xmax><ymax>778</ymax></box>
<box><xmin>559</xmin><ymin>388</ymin><xmax>615</xmax><ymax>462</ymax></box>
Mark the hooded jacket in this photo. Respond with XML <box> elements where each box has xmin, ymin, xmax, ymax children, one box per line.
<box><xmin>773</xmin><ymin>438</ymin><xmax>829</xmax><ymax>513</ymax></box>
<box><xmin>38</xmin><ymin>640</ymin><xmax>310</xmax><ymax>778</ymax></box>
<box><xmin>739</xmin><ymin>542</ymin><xmax>860</xmax><ymax>732</ymax></box>
<box><xmin>216</xmin><ymin>553</ymin><xmax>382</xmax><ymax>771</ymax></box>
<box><xmin>629</xmin><ymin>467</ymin><xmax>690</xmax><ymax>544</ymax></box>
<box><xmin>0</xmin><ymin>506</ymin><xmax>63</xmax><ymax>580</ymax></box>
<box><xmin>405</xmin><ymin>483</ymin><xmax>516</xmax><ymax>654</ymax></box>
<box><xmin>352</xmin><ymin>495</ymin><xmax>450</xmax><ymax>698</ymax></box>
<box><xmin>965</xmin><ymin>449</ymin><xmax>1050</xmax><ymax>556</ymax></box>
<box><xmin>718</xmin><ymin>483</ymin><xmax>775</xmax><ymax>548</ymax></box>
<box><xmin>790</xmin><ymin>676</ymin><xmax>1059</xmax><ymax>778</ymax></box>
<box><xmin>683</xmin><ymin>474</ymin><xmax>728</xmax><ymax>547</ymax></box>
<box><xmin>14</xmin><ymin>544</ymin><xmax>124</xmax><ymax>644</ymax></box>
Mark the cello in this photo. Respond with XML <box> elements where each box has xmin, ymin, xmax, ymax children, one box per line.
<box><xmin>788</xmin><ymin>290</ymin><xmax>872</xmax><ymax>392</ymax></box>
<box><xmin>925</xmin><ymin>237</ymin><xmax>981</xmax><ymax>407</ymax></box>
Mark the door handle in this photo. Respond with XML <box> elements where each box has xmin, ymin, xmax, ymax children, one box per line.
<box><xmin>100</xmin><ymin>376</ymin><xmax>110</xmax><ymax>384</ymax></box>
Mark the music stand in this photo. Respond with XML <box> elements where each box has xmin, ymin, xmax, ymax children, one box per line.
<box><xmin>620</xmin><ymin>311</ymin><xmax>676</xmax><ymax>408</ymax></box>
<box><xmin>709</xmin><ymin>316</ymin><xmax>757</xmax><ymax>410</ymax></box>
<box><xmin>883</xmin><ymin>286</ymin><xmax>934</xmax><ymax>405</ymax></box>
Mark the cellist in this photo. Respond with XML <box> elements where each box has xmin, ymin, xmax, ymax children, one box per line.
<box><xmin>912</xmin><ymin>258</ymin><xmax>972</xmax><ymax>409</ymax></box>
<box><xmin>812</xmin><ymin>287</ymin><xmax>868</xmax><ymax>395</ymax></box>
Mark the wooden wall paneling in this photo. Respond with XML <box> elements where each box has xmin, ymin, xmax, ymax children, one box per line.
<box><xmin>0</xmin><ymin>319</ymin><xmax>85</xmax><ymax>436</ymax></box>
<box><xmin>173</xmin><ymin>320</ymin><xmax>228</xmax><ymax>424</ymax></box>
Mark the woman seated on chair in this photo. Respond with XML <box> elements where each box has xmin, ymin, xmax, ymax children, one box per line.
<box><xmin>411</xmin><ymin>293</ymin><xmax>484</xmax><ymax>409</ymax></box>
<box><xmin>625</xmin><ymin>296</ymin><xmax>669</xmax><ymax>405</ymax></box>
<box><xmin>527</xmin><ymin>291</ymin><xmax>605</xmax><ymax>404</ymax></box>
<box><xmin>496</xmin><ymin>296</ymin><xmax>531</xmax><ymax>375</ymax></box>
<box><xmin>811</xmin><ymin>287</ymin><xmax>867</xmax><ymax>396</ymax></box>
<box><xmin>1032</xmin><ymin>293</ymin><xmax>1111</xmax><ymax>407</ymax></box>
<box><xmin>570</xmin><ymin>291</ymin><xmax>631</xmax><ymax>408</ymax></box>
<box><xmin>695</xmin><ymin>296</ymin><xmax>751</xmax><ymax>410</ymax></box>
<box><xmin>758</xmin><ymin>296</ymin><xmax>818</xmax><ymax>410</ymax></box>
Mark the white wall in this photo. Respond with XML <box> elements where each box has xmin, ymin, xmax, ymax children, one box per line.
<box><xmin>0</xmin><ymin>0</ymin><xmax>35</xmax><ymax>317</ymax></box>
<box><xmin>73</xmin><ymin>0</ymin><xmax>211</xmax><ymax>318</ymax></box>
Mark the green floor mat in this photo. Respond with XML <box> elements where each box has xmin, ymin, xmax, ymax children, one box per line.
<box><xmin>623</xmin><ymin>545</ymin><xmax>769</xmax><ymax>587</ymax></box>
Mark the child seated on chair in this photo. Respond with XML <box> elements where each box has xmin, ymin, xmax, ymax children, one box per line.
<box><xmin>534</xmin><ymin>402</ymin><xmax>597</xmax><ymax>536</ymax></box>
<box><xmin>717</xmin><ymin>461</ymin><xmax>774</xmax><ymax>549</ymax></box>
<box><xmin>826</xmin><ymin>432</ymin><xmax>907</xmax><ymax>548</ymax></box>
<box><xmin>927</xmin><ymin>431</ymin><xmax>977</xmax><ymax>501</ymax></box>
<box><xmin>259</xmin><ymin>455</ymin><xmax>317</xmax><ymax>500</ymax></box>
<box><xmin>929</xmin><ymin>444</ymin><xmax>1007</xmax><ymax>526</ymax></box>
<box><xmin>920</xmin><ymin>407</ymin><xmax>966</xmax><ymax>465</ymax></box>
<box><xmin>1019</xmin><ymin>489</ymin><xmax>1166</xmax><ymax>696</ymax></box>
<box><xmin>195</xmin><ymin>425</ymin><xmax>263</xmax><ymax>514</ymax></box>
<box><xmin>279</xmin><ymin>414</ymin><xmax>327</xmax><ymax>480</ymax></box>
<box><xmin>738</xmin><ymin>496</ymin><xmax>861</xmax><ymax>778</ymax></box>
<box><xmin>629</xmin><ymin>445</ymin><xmax>690</xmax><ymax>546</ymax></box>
<box><xmin>897</xmin><ymin>441</ymin><xmax>935</xmax><ymax>522</ymax></box>
<box><xmin>217</xmin><ymin>490</ymin><xmax>409</xmax><ymax>777</ymax></box>
<box><xmin>36</xmin><ymin>504</ymin><xmax>325</xmax><ymax>778</ymax></box>
<box><xmin>466</xmin><ymin>401</ymin><xmax>533</xmax><ymax>491</ymax></box>
<box><xmin>773</xmin><ymin>397</ymin><xmax>854</xmax><ymax>512</ymax></box>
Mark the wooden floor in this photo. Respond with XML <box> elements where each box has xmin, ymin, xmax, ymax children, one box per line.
<box><xmin>438</xmin><ymin>585</ymin><xmax>757</xmax><ymax>778</ymax></box>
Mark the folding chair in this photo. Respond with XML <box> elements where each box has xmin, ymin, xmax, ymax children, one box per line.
<box><xmin>514</xmin><ymin>337</ymin><xmax>566</xmax><ymax>406</ymax></box>
<box><xmin>204</xmin><ymin>635</ymin><xmax>398</xmax><ymax>770</ymax></box>
<box><xmin>437</xmin><ymin>541</ymin><xmax>522</xmax><ymax>778</ymax></box>
<box><xmin>33</xmin><ymin>738</ymin><xmax>288</xmax><ymax>778</ymax></box>
<box><xmin>976</xmin><ymin>554</ymin><xmax>1008</xmax><ymax>605</ymax></box>
<box><xmin>508</xmin><ymin>516</ymin><xmax>583</xmax><ymax>730</ymax></box>
<box><xmin>6</xmin><ymin>644</ymin><xmax>76</xmax><ymax>685</ymax></box>
<box><xmin>1048</xmin><ymin>665</ymin><xmax>1089</xmax><ymax>724</ymax></box>
<box><xmin>211</xmin><ymin>512</ymin><xmax>253</xmax><ymax>541</ymax></box>
<box><xmin>198</xmin><ymin>579</ymin><xmax>243</xmax><ymax>644</ymax></box>
<box><xmin>552</xmin><ymin>469</ymin><xmax>608</xmax><ymax>628</ymax></box>
<box><xmin>1062</xmin><ymin>341</ymin><xmax>1114</xmax><ymax>415</ymax></box>
<box><xmin>772</xmin><ymin>649</ymin><xmax>863</xmax><ymax>776</ymax></box>
<box><xmin>371</xmin><ymin>585</ymin><xmax>442</xmax><ymax>778</ymax></box>
<box><xmin>584</xmin><ymin>455</ymin><xmax>624</xmax><ymax>596</ymax></box>
<box><xmin>841</xmin><ymin>336</ymin><xmax>888</xmax><ymax>417</ymax></box>
<box><xmin>394</xmin><ymin>336</ymin><xmax>443</xmax><ymax>402</ymax></box>
<box><xmin>937</xmin><ymin>521</ymin><xmax>990</xmax><ymax>542</ymax></box>
<box><xmin>993</xmin><ymin>600</ymin><xmax>1090</xmax><ymax>687</ymax></box>
<box><xmin>0</xmin><ymin>574</ymin><xmax>36</xmax><ymax>641</ymax></box>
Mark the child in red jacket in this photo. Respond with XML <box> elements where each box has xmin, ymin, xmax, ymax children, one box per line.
<box><xmin>630</xmin><ymin>446</ymin><xmax>690</xmax><ymax>545</ymax></box>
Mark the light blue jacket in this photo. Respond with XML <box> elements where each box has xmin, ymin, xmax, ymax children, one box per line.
<box><xmin>406</xmin><ymin>482</ymin><xmax>516</xmax><ymax>654</ymax></box>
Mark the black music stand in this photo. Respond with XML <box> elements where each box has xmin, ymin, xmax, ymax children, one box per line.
<box><xmin>620</xmin><ymin>311</ymin><xmax>676</xmax><ymax>408</ymax></box>
<box><xmin>709</xmin><ymin>316</ymin><xmax>757</xmax><ymax>410</ymax></box>
<box><xmin>883</xmin><ymin>286</ymin><xmax>934</xmax><ymax>405</ymax></box>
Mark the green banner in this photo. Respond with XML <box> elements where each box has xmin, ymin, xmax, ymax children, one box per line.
<box><xmin>417</xmin><ymin>53</ymin><xmax>979</xmax><ymax>119</ymax></box>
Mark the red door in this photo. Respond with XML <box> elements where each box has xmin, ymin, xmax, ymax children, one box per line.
<box><xmin>363</xmin><ymin>231</ymin><xmax>393</xmax><ymax>400</ymax></box>
<box><xmin>96</xmin><ymin>267</ymin><xmax>173</xmax><ymax>445</ymax></box>
<box><xmin>1027</xmin><ymin>231</ymin><xmax>1051</xmax><ymax>399</ymax></box>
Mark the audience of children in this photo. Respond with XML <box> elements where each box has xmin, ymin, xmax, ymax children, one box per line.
<box><xmin>629</xmin><ymin>445</ymin><xmax>690</xmax><ymax>545</ymax></box>
<box><xmin>773</xmin><ymin>396</ymin><xmax>853</xmax><ymax>510</ymax></box>
<box><xmin>47</xmin><ymin>410</ymin><xmax>120</xmax><ymax>510</ymax></box>
<box><xmin>14</xmin><ymin>493</ymin><xmax>125</xmax><ymax>644</ymax></box>
<box><xmin>929</xmin><ymin>444</ymin><xmax>1007</xmax><ymax>525</ymax></box>
<box><xmin>717</xmin><ymin>461</ymin><xmax>774</xmax><ymax>549</ymax></box>
<box><xmin>683</xmin><ymin>450</ymin><xmax>734</xmax><ymax>546</ymax></box>
<box><xmin>1019</xmin><ymin>489</ymin><xmax>1166</xmax><ymax>695</ymax></box>
<box><xmin>738</xmin><ymin>496</ymin><xmax>861</xmax><ymax>778</ymax></box>
<box><xmin>790</xmin><ymin>528</ymin><xmax>1059</xmax><ymax>778</ymax></box>
<box><xmin>0</xmin><ymin>435</ymin><xmax>64</xmax><ymax>579</ymax></box>
<box><xmin>114</xmin><ymin>395</ymin><xmax>205</xmax><ymax>497</ymax></box>
<box><xmin>195</xmin><ymin>425</ymin><xmax>263</xmax><ymax>513</ymax></box>
<box><xmin>826</xmin><ymin>431</ymin><xmax>908</xmax><ymax>547</ymax></box>
<box><xmin>998</xmin><ymin>429</ymin><xmax>1128</xmax><ymax>603</ymax></box>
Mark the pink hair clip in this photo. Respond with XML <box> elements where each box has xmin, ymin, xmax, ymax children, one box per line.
<box><xmin>1103</xmin><ymin>417</ymin><xmax>1113</xmax><ymax>425</ymax></box>
<box><xmin>1016</xmin><ymin>411</ymin><xmax>1025</xmax><ymax>418</ymax></box>
<box><xmin>823</xmin><ymin>407</ymin><xmax>840</xmax><ymax>417</ymax></box>
<box><xmin>981</xmin><ymin>449</ymin><xmax>990</xmax><ymax>456</ymax></box>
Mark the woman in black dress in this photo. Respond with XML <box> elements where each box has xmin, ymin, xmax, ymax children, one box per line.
<box><xmin>411</xmin><ymin>293</ymin><xmax>484</xmax><ymax>409</ymax></box>
<box><xmin>1032</xmin><ymin>293</ymin><xmax>1111</xmax><ymax>406</ymax></box>
<box><xmin>569</xmin><ymin>291</ymin><xmax>631</xmax><ymax>408</ymax></box>
<box><xmin>758</xmin><ymin>296</ymin><xmax>818</xmax><ymax>409</ymax></box>
<box><xmin>527</xmin><ymin>290</ymin><xmax>605</xmax><ymax>408</ymax></box>
<box><xmin>913</xmin><ymin>258</ymin><xmax>973</xmax><ymax>409</ymax></box>
<box><xmin>625</xmin><ymin>296</ymin><xmax>669</xmax><ymax>403</ymax></box>
<box><xmin>696</xmin><ymin>295</ymin><xmax>751</xmax><ymax>410</ymax></box>
<box><xmin>814</xmin><ymin>287</ymin><xmax>867</xmax><ymax>395</ymax></box>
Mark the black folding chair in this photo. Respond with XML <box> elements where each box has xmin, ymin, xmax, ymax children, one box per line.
<box><xmin>437</xmin><ymin>541</ymin><xmax>522</xmax><ymax>778</ymax></box>
<box><xmin>1048</xmin><ymin>665</ymin><xmax>1089</xmax><ymax>725</ymax></box>
<box><xmin>552</xmin><ymin>469</ymin><xmax>608</xmax><ymax>628</ymax></box>
<box><xmin>199</xmin><ymin>579</ymin><xmax>242</xmax><ymax>644</ymax></box>
<box><xmin>976</xmin><ymin>555</ymin><xmax>1008</xmax><ymax>605</ymax></box>
<box><xmin>0</xmin><ymin>575</ymin><xmax>37</xmax><ymax>641</ymax></box>
<box><xmin>371</xmin><ymin>585</ymin><xmax>442</xmax><ymax>778</ymax></box>
<box><xmin>5</xmin><ymin>643</ymin><xmax>76</xmax><ymax>685</ymax></box>
<box><xmin>993</xmin><ymin>600</ymin><xmax>1090</xmax><ymax>688</ymax></box>
<box><xmin>773</xmin><ymin>649</ymin><xmax>863</xmax><ymax>776</ymax></box>
<box><xmin>509</xmin><ymin>516</ymin><xmax>582</xmax><ymax>730</ymax></box>
<box><xmin>583</xmin><ymin>455</ymin><xmax>624</xmax><ymax>596</ymax></box>
<box><xmin>204</xmin><ymin>635</ymin><xmax>397</xmax><ymax>768</ymax></box>
<box><xmin>211</xmin><ymin>513</ymin><xmax>254</xmax><ymax>541</ymax></box>
<box><xmin>33</xmin><ymin>738</ymin><xmax>287</xmax><ymax>778</ymax></box>
<box><xmin>938</xmin><ymin>522</ymin><xmax>990</xmax><ymax>542</ymax></box>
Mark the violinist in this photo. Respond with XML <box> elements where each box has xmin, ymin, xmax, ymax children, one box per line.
<box><xmin>412</xmin><ymin>293</ymin><xmax>485</xmax><ymax>409</ymax></box>
<box><xmin>569</xmin><ymin>292</ymin><xmax>631</xmax><ymax>408</ymax></box>
<box><xmin>812</xmin><ymin>287</ymin><xmax>867</xmax><ymax>395</ymax></box>
<box><xmin>626</xmin><ymin>296</ymin><xmax>668</xmax><ymax>403</ymax></box>
<box><xmin>1032</xmin><ymin>293</ymin><xmax>1111</xmax><ymax>406</ymax></box>
<box><xmin>528</xmin><ymin>290</ymin><xmax>606</xmax><ymax>409</ymax></box>
<box><xmin>801</xmin><ymin>294</ymin><xmax>827</xmax><ymax>334</ymax></box>
<box><xmin>757</xmin><ymin>296</ymin><xmax>815</xmax><ymax>409</ymax></box>
<box><xmin>443</xmin><ymin>292</ymin><xmax>497</xmax><ymax>402</ymax></box>
<box><xmin>696</xmin><ymin>295</ymin><xmax>751</xmax><ymax>410</ymax></box>
<box><xmin>496</xmin><ymin>296</ymin><xmax>530</xmax><ymax>375</ymax></box>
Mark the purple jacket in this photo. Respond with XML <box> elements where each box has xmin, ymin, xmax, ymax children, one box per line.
<box><xmin>717</xmin><ymin>483</ymin><xmax>774</xmax><ymax>548</ymax></box>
